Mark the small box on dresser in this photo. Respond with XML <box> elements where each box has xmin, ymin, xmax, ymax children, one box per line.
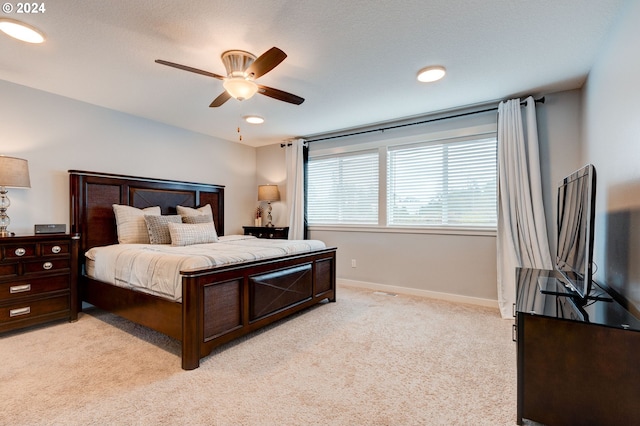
<box><xmin>0</xmin><ymin>234</ymin><xmax>78</xmax><ymax>333</ymax></box>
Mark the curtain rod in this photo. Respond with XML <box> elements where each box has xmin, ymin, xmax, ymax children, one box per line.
<box><xmin>298</xmin><ymin>96</ymin><xmax>545</xmax><ymax>144</ymax></box>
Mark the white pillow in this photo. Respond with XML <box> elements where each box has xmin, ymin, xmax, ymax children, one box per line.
<box><xmin>167</xmin><ymin>222</ymin><xmax>219</xmax><ymax>246</ymax></box>
<box><xmin>177</xmin><ymin>204</ymin><xmax>213</xmax><ymax>217</ymax></box>
<box><xmin>113</xmin><ymin>205</ymin><xmax>161</xmax><ymax>244</ymax></box>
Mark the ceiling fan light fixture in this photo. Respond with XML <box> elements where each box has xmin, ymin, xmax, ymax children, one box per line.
<box><xmin>244</xmin><ymin>115</ymin><xmax>264</xmax><ymax>124</ymax></box>
<box><xmin>0</xmin><ymin>18</ymin><xmax>45</xmax><ymax>44</ymax></box>
<box><xmin>417</xmin><ymin>65</ymin><xmax>446</xmax><ymax>83</ymax></box>
<box><xmin>223</xmin><ymin>77</ymin><xmax>259</xmax><ymax>101</ymax></box>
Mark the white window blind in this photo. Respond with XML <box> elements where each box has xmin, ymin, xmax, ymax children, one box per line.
<box><xmin>307</xmin><ymin>151</ymin><xmax>378</xmax><ymax>224</ymax></box>
<box><xmin>387</xmin><ymin>137</ymin><xmax>497</xmax><ymax>227</ymax></box>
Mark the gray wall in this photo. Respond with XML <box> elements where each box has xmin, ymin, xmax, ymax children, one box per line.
<box><xmin>582</xmin><ymin>0</ymin><xmax>640</xmax><ymax>313</ymax></box>
<box><xmin>536</xmin><ymin>89</ymin><xmax>583</xmax><ymax>256</ymax></box>
<box><xmin>0</xmin><ymin>80</ymin><xmax>257</xmax><ymax>236</ymax></box>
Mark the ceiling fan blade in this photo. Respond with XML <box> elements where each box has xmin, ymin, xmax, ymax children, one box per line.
<box><xmin>210</xmin><ymin>91</ymin><xmax>232</xmax><ymax>107</ymax></box>
<box><xmin>257</xmin><ymin>85</ymin><xmax>304</xmax><ymax>105</ymax></box>
<box><xmin>246</xmin><ymin>47</ymin><xmax>287</xmax><ymax>79</ymax></box>
<box><xmin>155</xmin><ymin>59</ymin><xmax>225</xmax><ymax>80</ymax></box>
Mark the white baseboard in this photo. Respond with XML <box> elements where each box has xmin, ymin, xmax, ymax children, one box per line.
<box><xmin>337</xmin><ymin>278</ymin><xmax>499</xmax><ymax>309</ymax></box>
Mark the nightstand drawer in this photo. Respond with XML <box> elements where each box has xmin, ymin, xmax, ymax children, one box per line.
<box><xmin>22</xmin><ymin>258</ymin><xmax>70</xmax><ymax>275</ymax></box>
<box><xmin>1</xmin><ymin>243</ymin><xmax>37</xmax><ymax>260</ymax></box>
<box><xmin>243</xmin><ymin>226</ymin><xmax>289</xmax><ymax>239</ymax></box>
<box><xmin>0</xmin><ymin>275</ymin><xmax>69</xmax><ymax>301</ymax></box>
<box><xmin>0</xmin><ymin>294</ymin><xmax>69</xmax><ymax>323</ymax></box>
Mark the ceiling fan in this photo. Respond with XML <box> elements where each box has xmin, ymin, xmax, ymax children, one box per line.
<box><xmin>155</xmin><ymin>47</ymin><xmax>304</xmax><ymax>108</ymax></box>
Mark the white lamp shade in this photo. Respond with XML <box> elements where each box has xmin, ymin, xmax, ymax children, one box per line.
<box><xmin>0</xmin><ymin>156</ymin><xmax>31</xmax><ymax>188</ymax></box>
<box><xmin>223</xmin><ymin>77</ymin><xmax>259</xmax><ymax>101</ymax></box>
<box><xmin>258</xmin><ymin>185</ymin><xmax>280</xmax><ymax>202</ymax></box>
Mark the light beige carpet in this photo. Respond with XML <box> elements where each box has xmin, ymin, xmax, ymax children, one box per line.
<box><xmin>1</xmin><ymin>286</ymin><xmax>517</xmax><ymax>425</ymax></box>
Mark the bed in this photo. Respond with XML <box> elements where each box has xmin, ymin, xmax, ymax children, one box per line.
<box><xmin>69</xmin><ymin>170</ymin><xmax>337</xmax><ymax>370</ymax></box>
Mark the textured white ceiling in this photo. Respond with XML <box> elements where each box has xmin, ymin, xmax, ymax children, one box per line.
<box><xmin>0</xmin><ymin>0</ymin><xmax>627</xmax><ymax>147</ymax></box>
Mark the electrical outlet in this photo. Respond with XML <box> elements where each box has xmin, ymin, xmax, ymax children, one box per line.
<box><xmin>351</xmin><ymin>259</ymin><xmax>357</xmax><ymax>268</ymax></box>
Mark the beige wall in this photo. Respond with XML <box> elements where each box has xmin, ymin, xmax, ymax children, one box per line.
<box><xmin>257</xmin><ymin>90</ymin><xmax>583</xmax><ymax>305</ymax></box>
<box><xmin>0</xmin><ymin>80</ymin><xmax>257</xmax><ymax>236</ymax></box>
<box><xmin>255</xmin><ymin>143</ymin><xmax>288</xmax><ymax>227</ymax></box>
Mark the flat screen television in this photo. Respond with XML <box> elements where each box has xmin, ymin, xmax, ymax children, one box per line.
<box><xmin>555</xmin><ymin>164</ymin><xmax>597</xmax><ymax>300</ymax></box>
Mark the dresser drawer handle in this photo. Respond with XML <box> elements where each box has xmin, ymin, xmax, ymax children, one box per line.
<box><xmin>51</xmin><ymin>245</ymin><xmax>61</xmax><ymax>254</ymax></box>
<box><xmin>14</xmin><ymin>248</ymin><xmax>26</xmax><ymax>257</ymax></box>
<box><xmin>43</xmin><ymin>262</ymin><xmax>53</xmax><ymax>270</ymax></box>
<box><xmin>10</xmin><ymin>284</ymin><xmax>31</xmax><ymax>294</ymax></box>
<box><xmin>10</xmin><ymin>307</ymin><xmax>31</xmax><ymax>317</ymax></box>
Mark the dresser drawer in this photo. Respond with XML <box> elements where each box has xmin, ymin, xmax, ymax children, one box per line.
<box><xmin>1</xmin><ymin>243</ymin><xmax>37</xmax><ymax>260</ymax></box>
<box><xmin>41</xmin><ymin>241</ymin><xmax>70</xmax><ymax>256</ymax></box>
<box><xmin>22</xmin><ymin>258</ymin><xmax>70</xmax><ymax>275</ymax></box>
<box><xmin>0</xmin><ymin>294</ymin><xmax>69</xmax><ymax>323</ymax></box>
<box><xmin>0</xmin><ymin>275</ymin><xmax>69</xmax><ymax>301</ymax></box>
<box><xmin>0</xmin><ymin>263</ymin><xmax>18</xmax><ymax>278</ymax></box>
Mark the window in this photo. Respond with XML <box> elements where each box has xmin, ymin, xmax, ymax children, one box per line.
<box><xmin>387</xmin><ymin>137</ymin><xmax>497</xmax><ymax>227</ymax></box>
<box><xmin>307</xmin><ymin>150</ymin><xmax>378</xmax><ymax>225</ymax></box>
<box><xmin>306</xmin><ymin>115</ymin><xmax>498</xmax><ymax>231</ymax></box>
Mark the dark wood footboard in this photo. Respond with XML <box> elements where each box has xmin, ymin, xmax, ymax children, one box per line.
<box><xmin>181</xmin><ymin>248</ymin><xmax>336</xmax><ymax>370</ymax></box>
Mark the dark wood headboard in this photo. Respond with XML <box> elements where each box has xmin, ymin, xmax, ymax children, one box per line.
<box><xmin>69</xmin><ymin>170</ymin><xmax>225</xmax><ymax>256</ymax></box>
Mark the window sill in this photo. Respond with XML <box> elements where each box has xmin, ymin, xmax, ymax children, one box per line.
<box><xmin>308</xmin><ymin>225</ymin><xmax>496</xmax><ymax>237</ymax></box>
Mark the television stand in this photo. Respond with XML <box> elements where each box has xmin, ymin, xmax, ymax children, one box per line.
<box><xmin>515</xmin><ymin>268</ymin><xmax>640</xmax><ymax>425</ymax></box>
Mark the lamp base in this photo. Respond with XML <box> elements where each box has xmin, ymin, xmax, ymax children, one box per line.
<box><xmin>264</xmin><ymin>202</ymin><xmax>274</xmax><ymax>227</ymax></box>
<box><xmin>0</xmin><ymin>189</ymin><xmax>11</xmax><ymax>237</ymax></box>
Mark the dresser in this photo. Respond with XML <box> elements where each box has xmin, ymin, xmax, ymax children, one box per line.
<box><xmin>0</xmin><ymin>234</ymin><xmax>78</xmax><ymax>333</ymax></box>
<box><xmin>243</xmin><ymin>226</ymin><xmax>289</xmax><ymax>239</ymax></box>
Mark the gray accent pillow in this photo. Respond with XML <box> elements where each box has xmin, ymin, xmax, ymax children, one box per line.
<box><xmin>182</xmin><ymin>214</ymin><xmax>213</xmax><ymax>224</ymax></box>
<box><xmin>144</xmin><ymin>214</ymin><xmax>182</xmax><ymax>244</ymax></box>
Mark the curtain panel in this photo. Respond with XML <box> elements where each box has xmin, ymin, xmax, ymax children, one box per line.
<box><xmin>285</xmin><ymin>139</ymin><xmax>306</xmax><ymax>239</ymax></box>
<box><xmin>496</xmin><ymin>97</ymin><xmax>552</xmax><ymax>318</ymax></box>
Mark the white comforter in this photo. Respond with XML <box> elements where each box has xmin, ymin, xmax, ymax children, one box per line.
<box><xmin>85</xmin><ymin>235</ymin><xmax>326</xmax><ymax>302</ymax></box>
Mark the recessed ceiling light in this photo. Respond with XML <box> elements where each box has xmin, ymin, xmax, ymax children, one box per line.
<box><xmin>0</xmin><ymin>18</ymin><xmax>45</xmax><ymax>44</ymax></box>
<box><xmin>244</xmin><ymin>115</ymin><xmax>265</xmax><ymax>124</ymax></box>
<box><xmin>417</xmin><ymin>66</ymin><xmax>446</xmax><ymax>83</ymax></box>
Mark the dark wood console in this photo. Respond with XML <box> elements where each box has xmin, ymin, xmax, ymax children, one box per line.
<box><xmin>515</xmin><ymin>268</ymin><xmax>640</xmax><ymax>425</ymax></box>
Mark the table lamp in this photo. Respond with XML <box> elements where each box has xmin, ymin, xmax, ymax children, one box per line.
<box><xmin>258</xmin><ymin>184</ymin><xmax>280</xmax><ymax>227</ymax></box>
<box><xmin>0</xmin><ymin>155</ymin><xmax>31</xmax><ymax>237</ymax></box>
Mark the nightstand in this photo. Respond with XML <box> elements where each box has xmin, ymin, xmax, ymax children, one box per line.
<box><xmin>0</xmin><ymin>234</ymin><xmax>78</xmax><ymax>333</ymax></box>
<box><xmin>243</xmin><ymin>226</ymin><xmax>289</xmax><ymax>239</ymax></box>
